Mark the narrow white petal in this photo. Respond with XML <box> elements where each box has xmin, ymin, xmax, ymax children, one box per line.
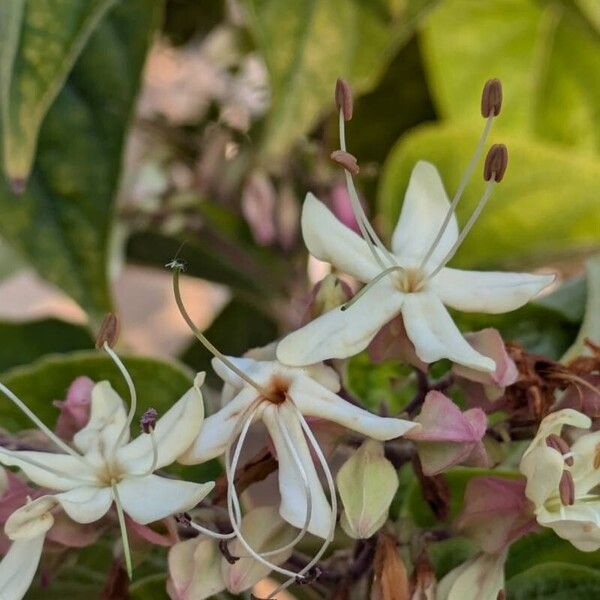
<box><xmin>117</xmin><ymin>384</ymin><xmax>205</xmax><ymax>472</ymax></box>
<box><xmin>402</xmin><ymin>293</ymin><xmax>496</xmax><ymax>372</ymax></box>
<box><xmin>391</xmin><ymin>161</ymin><xmax>458</xmax><ymax>268</ymax></box>
<box><xmin>520</xmin><ymin>445</ymin><xmax>565</xmax><ymax>507</ymax></box>
<box><xmin>301</xmin><ymin>193</ymin><xmax>383</xmax><ymax>282</ymax></box>
<box><xmin>211</xmin><ymin>356</ymin><xmax>263</xmax><ymax>389</ymax></box>
<box><xmin>0</xmin><ymin>449</ymin><xmax>94</xmax><ymax>491</ymax></box>
<box><xmin>73</xmin><ymin>381</ymin><xmax>128</xmax><ymax>454</ymax></box>
<box><xmin>116</xmin><ymin>474</ymin><xmax>214</xmax><ymax>525</ymax></box>
<box><xmin>179</xmin><ymin>387</ymin><xmax>258</xmax><ymax>464</ymax></box>
<box><xmin>431</xmin><ymin>268</ymin><xmax>554</xmax><ymax>314</ymax></box>
<box><xmin>54</xmin><ymin>486</ymin><xmax>113</xmax><ymax>524</ymax></box>
<box><xmin>276</xmin><ymin>279</ymin><xmax>403</xmax><ymax>366</ymax></box>
<box><xmin>263</xmin><ymin>404</ymin><xmax>332</xmax><ymax>539</ymax></box>
<box><xmin>291</xmin><ymin>374</ymin><xmax>417</xmax><ymax>439</ymax></box>
<box><xmin>0</xmin><ymin>534</ymin><xmax>45</xmax><ymax>600</ymax></box>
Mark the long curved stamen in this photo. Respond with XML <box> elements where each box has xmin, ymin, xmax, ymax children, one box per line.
<box><xmin>0</xmin><ymin>382</ymin><xmax>88</xmax><ymax>463</ymax></box>
<box><xmin>0</xmin><ymin>447</ymin><xmax>95</xmax><ymax>485</ymax></box>
<box><xmin>268</xmin><ymin>407</ymin><xmax>337</xmax><ymax>598</ymax></box>
<box><xmin>104</xmin><ymin>343</ymin><xmax>138</xmax><ymax>452</ymax></box>
<box><xmin>425</xmin><ymin>179</ymin><xmax>496</xmax><ymax>281</ymax></box>
<box><xmin>225</xmin><ymin>408</ymin><xmax>303</xmax><ymax>579</ymax></box>
<box><xmin>418</xmin><ymin>116</ymin><xmax>494</xmax><ymax>272</ymax></box>
<box><xmin>170</xmin><ymin>264</ymin><xmax>268</xmax><ymax>397</ymax></box>
<box><xmin>338</xmin><ymin>111</ymin><xmax>397</xmax><ymax>271</ymax></box>
<box><xmin>112</xmin><ymin>481</ymin><xmax>133</xmax><ymax>579</ymax></box>
<box><xmin>340</xmin><ymin>265</ymin><xmax>405</xmax><ymax>312</ymax></box>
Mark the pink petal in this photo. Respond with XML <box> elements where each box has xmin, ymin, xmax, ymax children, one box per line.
<box><xmin>408</xmin><ymin>392</ymin><xmax>486</xmax><ymax>443</ymax></box>
<box><xmin>558</xmin><ymin>374</ymin><xmax>600</xmax><ymax>417</ymax></box>
<box><xmin>368</xmin><ymin>315</ymin><xmax>428</xmax><ymax>372</ymax></box>
<box><xmin>53</xmin><ymin>376</ymin><xmax>94</xmax><ymax>441</ymax></box>
<box><xmin>453</xmin><ymin>329</ymin><xmax>518</xmax><ymax>390</ymax></box>
<box><xmin>328</xmin><ymin>183</ymin><xmax>361</xmax><ymax>234</ymax></box>
<box><xmin>456</xmin><ymin>476</ymin><xmax>537</xmax><ymax>554</ymax></box>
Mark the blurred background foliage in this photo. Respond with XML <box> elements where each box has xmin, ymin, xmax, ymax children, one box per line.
<box><xmin>0</xmin><ymin>0</ymin><xmax>599</xmax><ymax>596</ymax></box>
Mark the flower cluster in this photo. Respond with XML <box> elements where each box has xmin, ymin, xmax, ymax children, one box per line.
<box><xmin>0</xmin><ymin>77</ymin><xmax>562</xmax><ymax>600</ymax></box>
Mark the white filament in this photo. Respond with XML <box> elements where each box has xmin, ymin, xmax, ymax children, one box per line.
<box><xmin>418</xmin><ymin>116</ymin><xmax>494</xmax><ymax>272</ymax></box>
<box><xmin>112</xmin><ymin>482</ymin><xmax>133</xmax><ymax>579</ymax></box>
<box><xmin>0</xmin><ymin>382</ymin><xmax>89</xmax><ymax>463</ymax></box>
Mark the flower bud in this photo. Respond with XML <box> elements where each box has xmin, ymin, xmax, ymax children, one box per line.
<box><xmin>481</xmin><ymin>78</ymin><xmax>502</xmax><ymax>117</ymax></box>
<box><xmin>483</xmin><ymin>144</ymin><xmax>508</xmax><ymax>182</ymax></box>
<box><xmin>303</xmin><ymin>274</ymin><xmax>353</xmax><ymax>323</ymax></box>
<box><xmin>96</xmin><ymin>313</ymin><xmax>120</xmax><ymax>349</ymax></box>
<box><xmin>335</xmin><ymin>77</ymin><xmax>353</xmax><ymax>120</ymax></box>
<box><xmin>336</xmin><ymin>440</ymin><xmax>399</xmax><ymax>539</ymax></box>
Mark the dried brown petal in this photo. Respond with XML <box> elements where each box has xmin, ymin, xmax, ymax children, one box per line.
<box><xmin>96</xmin><ymin>313</ymin><xmax>120</xmax><ymax>349</ymax></box>
<box><xmin>371</xmin><ymin>533</ymin><xmax>409</xmax><ymax>600</ymax></box>
<box><xmin>331</xmin><ymin>150</ymin><xmax>359</xmax><ymax>175</ymax></box>
<box><xmin>481</xmin><ymin>78</ymin><xmax>503</xmax><ymax>117</ymax></box>
<box><xmin>484</xmin><ymin>144</ymin><xmax>508</xmax><ymax>182</ymax></box>
<box><xmin>335</xmin><ymin>77</ymin><xmax>353</xmax><ymax>120</ymax></box>
<box><xmin>559</xmin><ymin>470</ymin><xmax>575</xmax><ymax>506</ymax></box>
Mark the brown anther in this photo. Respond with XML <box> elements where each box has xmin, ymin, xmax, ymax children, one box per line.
<box><xmin>296</xmin><ymin>566</ymin><xmax>322</xmax><ymax>584</ymax></box>
<box><xmin>96</xmin><ymin>313</ymin><xmax>120</xmax><ymax>349</ymax></box>
<box><xmin>546</xmin><ymin>433</ymin><xmax>574</xmax><ymax>466</ymax></box>
<box><xmin>335</xmin><ymin>77</ymin><xmax>353</xmax><ymax>120</ymax></box>
<box><xmin>330</xmin><ymin>150</ymin><xmax>359</xmax><ymax>175</ymax></box>
<box><xmin>559</xmin><ymin>470</ymin><xmax>575</xmax><ymax>506</ymax></box>
<box><xmin>497</xmin><ymin>591</ymin><xmax>506</xmax><ymax>600</ymax></box>
<box><xmin>483</xmin><ymin>143</ymin><xmax>508</xmax><ymax>182</ymax></box>
<box><xmin>219</xmin><ymin>540</ymin><xmax>240</xmax><ymax>564</ymax></box>
<box><xmin>174</xmin><ymin>512</ymin><xmax>191</xmax><ymax>527</ymax></box>
<box><xmin>481</xmin><ymin>78</ymin><xmax>503</xmax><ymax>117</ymax></box>
<box><xmin>594</xmin><ymin>443</ymin><xmax>600</xmax><ymax>470</ymax></box>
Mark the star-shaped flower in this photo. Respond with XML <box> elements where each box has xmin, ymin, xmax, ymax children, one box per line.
<box><xmin>276</xmin><ymin>161</ymin><xmax>553</xmax><ymax>371</ymax></box>
<box><xmin>0</xmin><ymin>362</ymin><xmax>213</xmax><ymax>599</ymax></box>
<box><xmin>179</xmin><ymin>353</ymin><xmax>417</xmax><ymax>540</ymax></box>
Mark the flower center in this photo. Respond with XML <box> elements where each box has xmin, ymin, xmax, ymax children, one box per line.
<box><xmin>396</xmin><ymin>268</ymin><xmax>424</xmax><ymax>293</ymax></box>
<box><xmin>263</xmin><ymin>375</ymin><xmax>290</xmax><ymax>405</ymax></box>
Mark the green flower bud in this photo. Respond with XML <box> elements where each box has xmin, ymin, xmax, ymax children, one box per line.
<box><xmin>336</xmin><ymin>440</ymin><xmax>399</xmax><ymax>539</ymax></box>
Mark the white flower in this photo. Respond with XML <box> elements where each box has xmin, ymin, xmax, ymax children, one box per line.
<box><xmin>180</xmin><ymin>353</ymin><xmax>416</xmax><ymax>540</ymax></box>
<box><xmin>276</xmin><ymin>163</ymin><xmax>553</xmax><ymax>372</ymax></box>
<box><xmin>0</xmin><ymin>353</ymin><xmax>213</xmax><ymax>599</ymax></box>
<box><xmin>520</xmin><ymin>408</ymin><xmax>600</xmax><ymax>551</ymax></box>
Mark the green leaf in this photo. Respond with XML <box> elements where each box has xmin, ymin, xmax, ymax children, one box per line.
<box><xmin>378</xmin><ymin>122</ymin><xmax>600</xmax><ymax>270</ymax></box>
<box><xmin>0</xmin><ymin>318</ymin><xmax>93</xmax><ymax>373</ymax></box>
<box><xmin>245</xmin><ymin>0</ymin><xmax>438</xmax><ymax>161</ymax></box>
<box><xmin>428</xmin><ymin>536</ymin><xmax>477</xmax><ymax>579</ymax></box>
<box><xmin>421</xmin><ymin>0</ymin><xmax>600</xmax><ymax>152</ymax></box>
<box><xmin>0</xmin><ymin>350</ymin><xmax>193</xmax><ymax>433</ymax></box>
<box><xmin>0</xmin><ymin>0</ymin><xmax>161</xmax><ymax>323</ymax></box>
<box><xmin>181</xmin><ymin>297</ymin><xmax>279</xmax><ymax>388</ymax></box>
<box><xmin>506</xmin><ymin>529</ymin><xmax>600</xmax><ymax>579</ymax></box>
<box><xmin>0</xmin><ymin>0</ymin><xmax>118</xmax><ymax>181</ymax></box>
<box><xmin>506</xmin><ymin>562</ymin><xmax>600</xmax><ymax>599</ymax></box>
<box><xmin>562</xmin><ymin>255</ymin><xmax>600</xmax><ymax>361</ymax></box>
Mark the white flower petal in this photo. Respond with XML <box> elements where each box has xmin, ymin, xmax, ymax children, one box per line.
<box><xmin>301</xmin><ymin>192</ymin><xmax>382</xmax><ymax>282</ymax></box>
<box><xmin>391</xmin><ymin>161</ymin><xmax>458</xmax><ymax>269</ymax></box>
<box><xmin>303</xmin><ymin>362</ymin><xmax>341</xmax><ymax>392</ymax></box>
<box><xmin>0</xmin><ymin>449</ymin><xmax>94</xmax><ymax>491</ymax></box>
<box><xmin>73</xmin><ymin>381</ymin><xmax>128</xmax><ymax>454</ymax></box>
<box><xmin>276</xmin><ymin>278</ymin><xmax>403</xmax><ymax>366</ymax></box>
<box><xmin>211</xmin><ymin>356</ymin><xmax>263</xmax><ymax>390</ymax></box>
<box><xmin>54</xmin><ymin>486</ymin><xmax>113</xmax><ymax>524</ymax></box>
<box><xmin>402</xmin><ymin>293</ymin><xmax>496</xmax><ymax>372</ymax></box>
<box><xmin>117</xmin><ymin>382</ymin><xmax>205</xmax><ymax>472</ymax></box>
<box><xmin>5</xmin><ymin>496</ymin><xmax>56</xmax><ymax>540</ymax></box>
<box><xmin>431</xmin><ymin>268</ymin><xmax>554</xmax><ymax>314</ymax></box>
<box><xmin>263</xmin><ymin>404</ymin><xmax>332</xmax><ymax>539</ymax></box>
<box><xmin>291</xmin><ymin>374</ymin><xmax>417</xmax><ymax>439</ymax></box>
<box><xmin>520</xmin><ymin>445</ymin><xmax>565</xmax><ymax>507</ymax></box>
<box><xmin>116</xmin><ymin>474</ymin><xmax>214</xmax><ymax>525</ymax></box>
<box><xmin>539</xmin><ymin>503</ymin><xmax>600</xmax><ymax>552</ymax></box>
<box><xmin>179</xmin><ymin>387</ymin><xmax>258</xmax><ymax>464</ymax></box>
<box><xmin>0</xmin><ymin>534</ymin><xmax>45</xmax><ymax>600</ymax></box>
